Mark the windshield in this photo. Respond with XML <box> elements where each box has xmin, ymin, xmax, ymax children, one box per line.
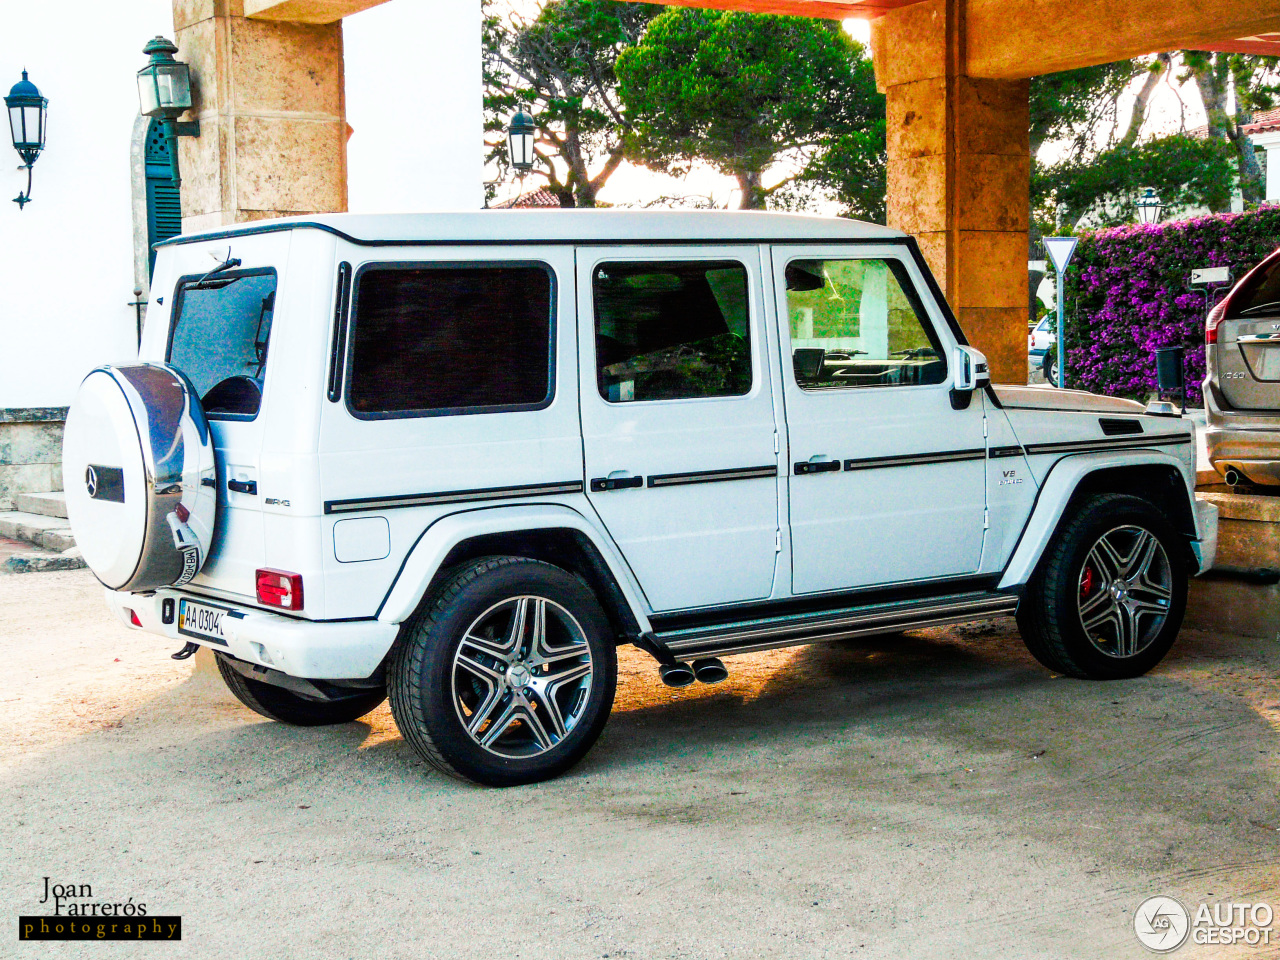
<box><xmin>167</xmin><ymin>270</ymin><xmax>277</xmax><ymax>418</ymax></box>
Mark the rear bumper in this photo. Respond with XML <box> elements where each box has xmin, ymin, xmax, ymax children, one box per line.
<box><xmin>105</xmin><ymin>588</ymin><xmax>399</xmax><ymax>680</ymax></box>
<box><xmin>1203</xmin><ymin>387</ymin><xmax>1280</xmax><ymax>485</ymax></box>
<box><xmin>1192</xmin><ymin>498</ymin><xmax>1219</xmax><ymax>575</ymax></box>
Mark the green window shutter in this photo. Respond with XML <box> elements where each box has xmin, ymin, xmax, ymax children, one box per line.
<box><xmin>144</xmin><ymin>119</ymin><xmax>182</xmax><ymax>279</ymax></box>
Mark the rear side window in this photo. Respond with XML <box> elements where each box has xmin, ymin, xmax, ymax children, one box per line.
<box><xmin>348</xmin><ymin>264</ymin><xmax>554</xmax><ymax>418</ymax></box>
<box><xmin>1228</xmin><ymin>257</ymin><xmax>1280</xmax><ymax>319</ymax></box>
<box><xmin>592</xmin><ymin>260</ymin><xmax>752</xmax><ymax>402</ymax></box>
<box><xmin>168</xmin><ymin>269</ymin><xmax>277</xmax><ymax>419</ymax></box>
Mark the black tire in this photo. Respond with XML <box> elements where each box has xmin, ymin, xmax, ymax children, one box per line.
<box><xmin>388</xmin><ymin>556</ymin><xmax>617</xmax><ymax>787</ymax></box>
<box><xmin>1017</xmin><ymin>493</ymin><xmax>1187</xmax><ymax>680</ymax></box>
<box><xmin>1043</xmin><ymin>351</ymin><xmax>1059</xmax><ymax>386</ymax></box>
<box><xmin>215</xmin><ymin>653</ymin><xmax>386</xmax><ymax>726</ymax></box>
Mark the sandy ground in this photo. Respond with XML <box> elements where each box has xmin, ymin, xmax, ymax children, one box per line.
<box><xmin>1</xmin><ymin>569</ymin><xmax>1278</xmax><ymax>959</ymax></box>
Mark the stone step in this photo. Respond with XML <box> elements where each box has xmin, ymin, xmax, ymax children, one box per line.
<box><xmin>0</xmin><ymin>511</ymin><xmax>76</xmax><ymax>554</ymax></box>
<box><xmin>1</xmin><ymin>540</ymin><xmax>86</xmax><ymax>574</ymax></box>
<box><xmin>15</xmin><ymin>491</ymin><xmax>68</xmax><ymax>519</ymax></box>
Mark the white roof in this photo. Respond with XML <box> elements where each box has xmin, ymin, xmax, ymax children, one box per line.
<box><xmin>167</xmin><ymin>209</ymin><xmax>905</xmax><ymax>247</ymax></box>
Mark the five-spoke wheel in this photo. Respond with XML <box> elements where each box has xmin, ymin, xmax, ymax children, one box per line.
<box><xmin>452</xmin><ymin>595</ymin><xmax>595</xmax><ymax>759</ymax></box>
<box><xmin>1018</xmin><ymin>493</ymin><xmax>1187</xmax><ymax>680</ymax></box>
<box><xmin>389</xmin><ymin>557</ymin><xmax>617</xmax><ymax>786</ymax></box>
<box><xmin>1076</xmin><ymin>525</ymin><xmax>1174</xmax><ymax>659</ymax></box>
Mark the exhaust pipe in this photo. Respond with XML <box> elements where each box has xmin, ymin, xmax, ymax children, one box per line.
<box><xmin>692</xmin><ymin>657</ymin><xmax>728</xmax><ymax>684</ymax></box>
<box><xmin>659</xmin><ymin>662</ymin><xmax>696</xmax><ymax>687</ymax></box>
<box><xmin>1224</xmin><ymin>467</ymin><xmax>1243</xmax><ymax>487</ymax></box>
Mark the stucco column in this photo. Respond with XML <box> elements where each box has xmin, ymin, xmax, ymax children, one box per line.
<box><xmin>871</xmin><ymin>0</ymin><xmax>1029</xmax><ymax>384</ymax></box>
<box><xmin>173</xmin><ymin>0</ymin><xmax>348</xmax><ymax>231</ymax></box>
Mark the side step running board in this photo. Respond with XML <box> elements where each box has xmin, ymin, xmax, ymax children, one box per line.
<box><xmin>654</xmin><ymin>591</ymin><xmax>1019</xmax><ymax>661</ymax></box>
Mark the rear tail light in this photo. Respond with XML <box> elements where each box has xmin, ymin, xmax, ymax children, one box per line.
<box><xmin>256</xmin><ymin>568</ymin><xmax>304</xmax><ymax>611</ymax></box>
<box><xmin>1206</xmin><ymin>299</ymin><xmax>1227</xmax><ymax>344</ymax></box>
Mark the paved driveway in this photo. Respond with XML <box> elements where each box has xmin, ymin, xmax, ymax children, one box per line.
<box><xmin>3</xmin><ymin>570</ymin><xmax>1278</xmax><ymax>958</ymax></box>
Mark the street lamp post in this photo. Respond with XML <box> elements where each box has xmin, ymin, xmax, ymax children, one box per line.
<box><xmin>1135</xmin><ymin>187</ymin><xmax>1164</xmax><ymax>225</ymax></box>
<box><xmin>5</xmin><ymin>70</ymin><xmax>48</xmax><ymax>210</ymax></box>
<box><xmin>136</xmin><ymin>37</ymin><xmax>200</xmax><ymax>187</ymax></box>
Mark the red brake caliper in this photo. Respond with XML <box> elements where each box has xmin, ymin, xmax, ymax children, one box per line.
<box><xmin>1079</xmin><ymin>565</ymin><xmax>1096</xmax><ymax>599</ymax></box>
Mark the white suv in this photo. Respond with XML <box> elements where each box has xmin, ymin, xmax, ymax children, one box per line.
<box><xmin>63</xmin><ymin>211</ymin><xmax>1218</xmax><ymax>786</ymax></box>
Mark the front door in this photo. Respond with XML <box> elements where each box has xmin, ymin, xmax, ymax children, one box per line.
<box><xmin>577</xmin><ymin>247</ymin><xmax>780</xmax><ymax>612</ymax></box>
<box><xmin>773</xmin><ymin>246</ymin><xmax>988</xmax><ymax>594</ymax></box>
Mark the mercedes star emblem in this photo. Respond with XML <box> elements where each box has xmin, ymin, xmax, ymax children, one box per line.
<box><xmin>85</xmin><ymin>465</ymin><xmax>98</xmax><ymax>499</ymax></box>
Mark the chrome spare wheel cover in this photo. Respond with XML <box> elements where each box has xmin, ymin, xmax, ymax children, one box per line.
<box><xmin>62</xmin><ymin>364</ymin><xmax>216</xmax><ymax>591</ymax></box>
<box><xmin>1076</xmin><ymin>524</ymin><xmax>1173</xmax><ymax>659</ymax></box>
<box><xmin>451</xmin><ymin>596</ymin><xmax>594</xmax><ymax>759</ymax></box>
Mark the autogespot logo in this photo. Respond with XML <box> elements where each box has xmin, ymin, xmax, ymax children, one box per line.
<box><xmin>1135</xmin><ymin>896</ymin><xmax>1191</xmax><ymax>952</ymax></box>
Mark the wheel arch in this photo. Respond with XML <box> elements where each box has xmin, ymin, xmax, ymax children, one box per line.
<box><xmin>376</xmin><ymin>504</ymin><xmax>651</xmax><ymax>640</ymax></box>
<box><xmin>999</xmin><ymin>452</ymin><xmax>1197</xmax><ymax>589</ymax></box>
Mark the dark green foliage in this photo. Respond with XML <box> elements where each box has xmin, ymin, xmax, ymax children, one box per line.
<box><xmin>615</xmin><ymin>9</ymin><xmax>884</xmax><ymax>215</ymax></box>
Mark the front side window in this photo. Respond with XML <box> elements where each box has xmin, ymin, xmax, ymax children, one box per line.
<box><xmin>348</xmin><ymin>264</ymin><xmax>553</xmax><ymax>417</ymax></box>
<box><xmin>593</xmin><ymin>260</ymin><xmax>753</xmax><ymax>403</ymax></box>
<box><xmin>168</xmin><ymin>270</ymin><xmax>277</xmax><ymax>418</ymax></box>
<box><xmin>785</xmin><ymin>257</ymin><xmax>946</xmax><ymax>390</ymax></box>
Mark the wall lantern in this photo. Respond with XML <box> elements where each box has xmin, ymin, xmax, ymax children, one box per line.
<box><xmin>136</xmin><ymin>36</ymin><xmax>200</xmax><ymax>187</ymax></box>
<box><xmin>1134</xmin><ymin>187</ymin><xmax>1164</xmax><ymax>225</ymax></box>
<box><xmin>5</xmin><ymin>70</ymin><xmax>47</xmax><ymax>210</ymax></box>
<box><xmin>507</xmin><ymin>104</ymin><xmax>537</xmax><ymax>175</ymax></box>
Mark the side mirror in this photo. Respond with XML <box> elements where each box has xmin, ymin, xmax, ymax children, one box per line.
<box><xmin>950</xmin><ymin>345</ymin><xmax>990</xmax><ymax>410</ymax></box>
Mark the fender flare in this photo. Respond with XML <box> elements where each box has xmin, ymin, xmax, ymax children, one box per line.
<box><xmin>997</xmin><ymin>450</ymin><xmax>1194</xmax><ymax>590</ymax></box>
<box><xmin>375</xmin><ymin>503</ymin><xmax>653</xmax><ymax>631</ymax></box>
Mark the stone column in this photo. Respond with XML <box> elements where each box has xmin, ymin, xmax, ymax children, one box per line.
<box><xmin>871</xmin><ymin>0</ymin><xmax>1029</xmax><ymax>384</ymax></box>
<box><xmin>173</xmin><ymin>0</ymin><xmax>348</xmax><ymax>231</ymax></box>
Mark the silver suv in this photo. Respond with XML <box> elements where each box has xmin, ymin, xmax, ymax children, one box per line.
<box><xmin>1205</xmin><ymin>248</ymin><xmax>1280</xmax><ymax>487</ymax></box>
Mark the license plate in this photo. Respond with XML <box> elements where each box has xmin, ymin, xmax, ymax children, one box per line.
<box><xmin>177</xmin><ymin>599</ymin><xmax>231</xmax><ymax>645</ymax></box>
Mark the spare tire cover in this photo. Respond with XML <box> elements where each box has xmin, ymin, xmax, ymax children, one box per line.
<box><xmin>63</xmin><ymin>364</ymin><xmax>216</xmax><ymax>591</ymax></box>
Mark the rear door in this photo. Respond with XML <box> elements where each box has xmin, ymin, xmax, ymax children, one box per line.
<box><xmin>1219</xmin><ymin>257</ymin><xmax>1280</xmax><ymax>410</ymax></box>
<box><xmin>577</xmin><ymin>247</ymin><xmax>780</xmax><ymax>612</ymax></box>
<box><xmin>162</xmin><ymin>238</ymin><xmax>289</xmax><ymax>600</ymax></box>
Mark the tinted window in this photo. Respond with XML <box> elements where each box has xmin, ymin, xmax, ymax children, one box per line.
<box><xmin>785</xmin><ymin>258</ymin><xmax>946</xmax><ymax>390</ymax></box>
<box><xmin>1228</xmin><ymin>257</ymin><xmax>1280</xmax><ymax>319</ymax></box>
<box><xmin>348</xmin><ymin>265</ymin><xmax>553</xmax><ymax>417</ymax></box>
<box><xmin>593</xmin><ymin>260</ymin><xmax>752</xmax><ymax>402</ymax></box>
<box><xmin>168</xmin><ymin>270</ymin><xmax>276</xmax><ymax>418</ymax></box>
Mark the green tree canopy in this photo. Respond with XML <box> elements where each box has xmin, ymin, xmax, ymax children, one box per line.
<box><xmin>483</xmin><ymin>0</ymin><xmax>657</xmax><ymax>207</ymax></box>
<box><xmin>615</xmin><ymin>9</ymin><xmax>884</xmax><ymax>215</ymax></box>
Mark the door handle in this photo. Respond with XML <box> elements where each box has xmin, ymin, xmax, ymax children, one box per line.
<box><xmin>227</xmin><ymin>479</ymin><xmax>258</xmax><ymax>495</ymax></box>
<box><xmin>794</xmin><ymin>460</ymin><xmax>841</xmax><ymax>476</ymax></box>
<box><xmin>590</xmin><ymin>476</ymin><xmax>644</xmax><ymax>492</ymax></box>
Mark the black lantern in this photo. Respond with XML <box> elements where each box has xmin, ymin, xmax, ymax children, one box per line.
<box><xmin>137</xmin><ymin>36</ymin><xmax>199</xmax><ymax>187</ymax></box>
<box><xmin>1135</xmin><ymin>187</ymin><xmax>1164</xmax><ymax>225</ymax></box>
<box><xmin>5</xmin><ymin>70</ymin><xmax>47</xmax><ymax>210</ymax></box>
<box><xmin>507</xmin><ymin>104</ymin><xmax>537</xmax><ymax>175</ymax></box>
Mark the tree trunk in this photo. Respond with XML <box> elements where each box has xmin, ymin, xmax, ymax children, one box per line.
<box><xmin>736</xmin><ymin>170</ymin><xmax>766</xmax><ymax>210</ymax></box>
<box><xmin>1118</xmin><ymin>54</ymin><xmax>1168</xmax><ymax>151</ymax></box>
<box><xmin>1188</xmin><ymin>55</ymin><xmax>1237</xmax><ymax>213</ymax></box>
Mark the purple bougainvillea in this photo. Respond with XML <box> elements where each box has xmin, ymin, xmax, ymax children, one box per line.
<box><xmin>1062</xmin><ymin>205</ymin><xmax>1280</xmax><ymax>406</ymax></box>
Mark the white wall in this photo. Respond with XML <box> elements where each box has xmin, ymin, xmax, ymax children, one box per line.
<box><xmin>0</xmin><ymin>0</ymin><xmax>484</xmax><ymax>410</ymax></box>
<box><xmin>0</xmin><ymin>0</ymin><xmax>174</xmax><ymax>408</ymax></box>
<box><xmin>344</xmin><ymin>0</ymin><xmax>483</xmax><ymax>212</ymax></box>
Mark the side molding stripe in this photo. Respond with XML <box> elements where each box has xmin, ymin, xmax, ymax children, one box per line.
<box><xmin>1023</xmin><ymin>434</ymin><xmax>1191</xmax><ymax>456</ymax></box>
<box><xmin>648</xmin><ymin>465</ymin><xmax>778</xmax><ymax>488</ymax></box>
<box><xmin>843</xmin><ymin>448</ymin><xmax>986</xmax><ymax>471</ymax></box>
<box><xmin>325</xmin><ymin>481</ymin><xmax>585</xmax><ymax>515</ymax></box>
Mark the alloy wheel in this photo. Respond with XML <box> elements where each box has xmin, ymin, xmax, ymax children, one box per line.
<box><xmin>1076</xmin><ymin>524</ymin><xmax>1173</xmax><ymax>659</ymax></box>
<box><xmin>451</xmin><ymin>595</ymin><xmax>594</xmax><ymax>759</ymax></box>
